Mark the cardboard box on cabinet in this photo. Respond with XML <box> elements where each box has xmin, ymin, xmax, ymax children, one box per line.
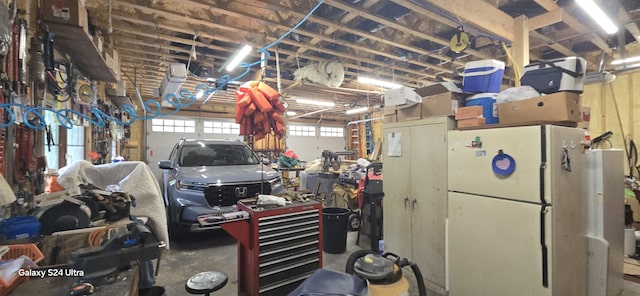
<box><xmin>497</xmin><ymin>92</ymin><xmax>582</xmax><ymax>125</ymax></box>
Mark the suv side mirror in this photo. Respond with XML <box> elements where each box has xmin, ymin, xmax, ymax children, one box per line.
<box><xmin>261</xmin><ymin>158</ymin><xmax>270</xmax><ymax>165</ymax></box>
<box><xmin>158</xmin><ymin>160</ymin><xmax>173</xmax><ymax>170</ymax></box>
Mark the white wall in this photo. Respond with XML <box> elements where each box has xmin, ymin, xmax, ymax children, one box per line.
<box><xmin>287</xmin><ymin>131</ymin><xmax>346</xmax><ymax>162</ymax></box>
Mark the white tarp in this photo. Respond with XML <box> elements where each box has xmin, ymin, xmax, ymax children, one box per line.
<box><xmin>57</xmin><ymin>160</ymin><xmax>169</xmax><ymax>249</ymax></box>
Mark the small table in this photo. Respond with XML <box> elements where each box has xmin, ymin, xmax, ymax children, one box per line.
<box><xmin>276</xmin><ymin>167</ymin><xmax>306</xmax><ymax>190</ymax></box>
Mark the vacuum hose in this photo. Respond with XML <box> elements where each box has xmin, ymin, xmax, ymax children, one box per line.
<box><xmin>346</xmin><ymin>250</ymin><xmax>427</xmax><ymax>296</ymax></box>
<box><xmin>407</xmin><ymin>261</ymin><xmax>427</xmax><ymax>296</ymax></box>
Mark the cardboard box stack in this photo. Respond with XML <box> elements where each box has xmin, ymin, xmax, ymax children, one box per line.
<box><xmin>455</xmin><ymin>106</ymin><xmax>485</xmax><ymax>128</ymax></box>
<box><xmin>383</xmin><ymin>82</ymin><xmax>467</xmax><ymax>123</ymax></box>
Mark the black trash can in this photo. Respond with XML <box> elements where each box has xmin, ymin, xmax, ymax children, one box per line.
<box><xmin>322</xmin><ymin>207</ymin><xmax>350</xmax><ymax>254</ymax></box>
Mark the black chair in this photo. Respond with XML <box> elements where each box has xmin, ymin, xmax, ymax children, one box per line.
<box><xmin>185</xmin><ymin>271</ymin><xmax>228</xmax><ymax>296</ymax></box>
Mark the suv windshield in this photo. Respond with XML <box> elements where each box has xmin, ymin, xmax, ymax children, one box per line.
<box><xmin>179</xmin><ymin>143</ymin><xmax>260</xmax><ymax>167</ymax></box>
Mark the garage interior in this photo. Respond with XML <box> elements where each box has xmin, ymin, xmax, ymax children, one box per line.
<box><xmin>0</xmin><ymin>0</ymin><xmax>640</xmax><ymax>295</ymax></box>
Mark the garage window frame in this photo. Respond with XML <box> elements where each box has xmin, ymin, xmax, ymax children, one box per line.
<box><xmin>289</xmin><ymin>125</ymin><xmax>316</xmax><ymax>137</ymax></box>
<box><xmin>320</xmin><ymin>126</ymin><xmax>344</xmax><ymax>138</ymax></box>
<box><xmin>151</xmin><ymin>119</ymin><xmax>196</xmax><ymax>133</ymax></box>
<box><xmin>203</xmin><ymin>121</ymin><xmax>240</xmax><ymax>135</ymax></box>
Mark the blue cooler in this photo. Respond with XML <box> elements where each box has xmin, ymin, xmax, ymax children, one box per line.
<box><xmin>0</xmin><ymin>216</ymin><xmax>41</xmax><ymax>239</ymax></box>
<box><xmin>462</xmin><ymin>59</ymin><xmax>505</xmax><ymax>93</ymax></box>
<box><xmin>466</xmin><ymin>93</ymin><xmax>499</xmax><ymax>124</ymax></box>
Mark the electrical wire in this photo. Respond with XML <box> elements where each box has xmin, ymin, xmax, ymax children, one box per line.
<box><xmin>501</xmin><ymin>42</ymin><xmax>521</xmax><ymax>87</ymax></box>
<box><xmin>4</xmin><ymin>0</ymin><xmax>326</xmax><ymax>129</ymax></box>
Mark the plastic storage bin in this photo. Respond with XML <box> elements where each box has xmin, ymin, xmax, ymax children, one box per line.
<box><xmin>0</xmin><ymin>216</ymin><xmax>41</xmax><ymax>240</ymax></box>
<box><xmin>466</xmin><ymin>93</ymin><xmax>499</xmax><ymax>124</ymax></box>
<box><xmin>0</xmin><ymin>244</ymin><xmax>45</xmax><ymax>296</ymax></box>
<box><xmin>520</xmin><ymin>56</ymin><xmax>586</xmax><ymax>94</ymax></box>
<box><xmin>462</xmin><ymin>59</ymin><xmax>505</xmax><ymax>93</ymax></box>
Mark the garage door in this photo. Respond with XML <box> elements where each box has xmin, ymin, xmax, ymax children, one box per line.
<box><xmin>145</xmin><ymin>116</ymin><xmax>241</xmax><ymax>183</ymax></box>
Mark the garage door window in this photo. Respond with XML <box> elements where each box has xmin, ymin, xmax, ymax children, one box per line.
<box><xmin>320</xmin><ymin>127</ymin><xmax>343</xmax><ymax>137</ymax></box>
<box><xmin>290</xmin><ymin>125</ymin><xmax>316</xmax><ymax>136</ymax></box>
<box><xmin>203</xmin><ymin>121</ymin><xmax>239</xmax><ymax>134</ymax></box>
<box><xmin>151</xmin><ymin>119</ymin><xmax>195</xmax><ymax>133</ymax></box>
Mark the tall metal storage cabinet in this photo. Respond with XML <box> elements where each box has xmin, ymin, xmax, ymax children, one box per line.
<box><xmin>382</xmin><ymin>117</ymin><xmax>454</xmax><ymax>295</ymax></box>
<box><xmin>222</xmin><ymin>200</ymin><xmax>323</xmax><ymax>296</ymax></box>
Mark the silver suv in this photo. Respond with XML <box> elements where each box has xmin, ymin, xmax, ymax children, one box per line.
<box><xmin>158</xmin><ymin>138</ymin><xmax>284</xmax><ymax>236</ymax></box>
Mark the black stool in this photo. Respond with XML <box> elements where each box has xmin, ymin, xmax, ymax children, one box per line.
<box><xmin>185</xmin><ymin>271</ymin><xmax>228</xmax><ymax>296</ymax></box>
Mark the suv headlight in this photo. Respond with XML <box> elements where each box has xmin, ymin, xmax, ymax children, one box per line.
<box><xmin>267</xmin><ymin>176</ymin><xmax>282</xmax><ymax>186</ymax></box>
<box><xmin>176</xmin><ymin>180</ymin><xmax>207</xmax><ymax>191</ymax></box>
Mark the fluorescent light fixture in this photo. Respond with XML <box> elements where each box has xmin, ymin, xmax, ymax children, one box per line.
<box><xmin>357</xmin><ymin>76</ymin><xmax>403</xmax><ymax>89</ymax></box>
<box><xmin>623</xmin><ymin>63</ymin><xmax>640</xmax><ymax>69</ymax></box>
<box><xmin>295</xmin><ymin>98</ymin><xmax>336</xmax><ymax>107</ymax></box>
<box><xmin>286</xmin><ymin>111</ymin><xmax>297</xmax><ymax>116</ymax></box>
<box><xmin>575</xmin><ymin>0</ymin><xmax>618</xmax><ymax>34</ymax></box>
<box><xmin>225</xmin><ymin>45</ymin><xmax>253</xmax><ymax>71</ymax></box>
<box><xmin>345</xmin><ymin>107</ymin><xmax>369</xmax><ymax>115</ymax></box>
<box><xmin>195</xmin><ymin>90</ymin><xmax>204</xmax><ymax>99</ymax></box>
<box><xmin>611</xmin><ymin>55</ymin><xmax>640</xmax><ymax>65</ymax></box>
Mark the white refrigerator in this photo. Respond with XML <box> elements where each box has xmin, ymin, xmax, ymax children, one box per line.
<box><xmin>447</xmin><ymin>125</ymin><xmax>587</xmax><ymax>296</ymax></box>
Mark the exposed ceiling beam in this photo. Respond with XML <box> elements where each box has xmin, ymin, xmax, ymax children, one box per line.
<box><xmin>297</xmin><ymin>0</ymin><xmax>382</xmax><ymax>56</ymax></box>
<box><xmin>107</xmin><ymin>25</ymin><xmax>432</xmax><ymax>84</ymax></box>
<box><xmin>191</xmin><ymin>0</ymin><xmax>465</xmax><ymax>70</ymax></box>
<box><xmin>619</xmin><ymin>6</ymin><xmax>640</xmax><ymax>44</ymax></box>
<box><xmin>533</xmin><ymin>0</ymin><xmax>610</xmax><ymax>51</ymax></box>
<box><xmin>320</xmin><ymin>0</ymin><xmax>492</xmax><ymax>60</ymax></box>
<box><xmin>88</xmin><ymin>1</ymin><xmax>452</xmax><ymax>81</ymax></box>
<box><xmin>415</xmin><ymin>0</ymin><xmax>515</xmax><ymax>41</ymax></box>
<box><xmin>528</xmin><ymin>9</ymin><xmax>564</xmax><ymax>31</ymax></box>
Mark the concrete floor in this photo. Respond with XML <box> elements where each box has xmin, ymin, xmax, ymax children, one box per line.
<box><xmin>154</xmin><ymin>230</ymin><xmax>640</xmax><ymax>296</ymax></box>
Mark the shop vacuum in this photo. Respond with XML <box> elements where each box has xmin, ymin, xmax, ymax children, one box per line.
<box><xmin>346</xmin><ymin>250</ymin><xmax>427</xmax><ymax>296</ymax></box>
<box><xmin>288</xmin><ymin>250</ymin><xmax>426</xmax><ymax>296</ymax></box>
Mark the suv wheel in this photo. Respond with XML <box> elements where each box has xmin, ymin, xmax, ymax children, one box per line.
<box><xmin>166</xmin><ymin>206</ymin><xmax>187</xmax><ymax>240</ymax></box>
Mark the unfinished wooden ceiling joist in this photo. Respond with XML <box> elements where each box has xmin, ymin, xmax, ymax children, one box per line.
<box><xmin>79</xmin><ymin>0</ymin><xmax>640</xmax><ymax>119</ymax></box>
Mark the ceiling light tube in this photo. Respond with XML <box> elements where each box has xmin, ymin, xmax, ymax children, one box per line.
<box><xmin>345</xmin><ymin>106</ymin><xmax>369</xmax><ymax>115</ymax></box>
<box><xmin>286</xmin><ymin>111</ymin><xmax>297</xmax><ymax>116</ymax></box>
<box><xmin>357</xmin><ymin>76</ymin><xmax>403</xmax><ymax>89</ymax></box>
<box><xmin>575</xmin><ymin>0</ymin><xmax>618</xmax><ymax>34</ymax></box>
<box><xmin>295</xmin><ymin>98</ymin><xmax>336</xmax><ymax>107</ymax></box>
<box><xmin>611</xmin><ymin>56</ymin><xmax>640</xmax><ymax>65</ymax></box>
<box><xmin>225</xmin><ymin>45</ymin><xmax>253</xmax><ymax>71</ymax></box>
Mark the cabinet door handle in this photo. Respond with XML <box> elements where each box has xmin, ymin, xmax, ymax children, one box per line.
<box><xmin>412</xmin><ymin>198</ymin><xmax>417</xmax><ymax>209</ymax></box>
<box><xmin>403</xmin><ymin>196</ymin><xmax>409</xmax><ymax>208</ymax></box>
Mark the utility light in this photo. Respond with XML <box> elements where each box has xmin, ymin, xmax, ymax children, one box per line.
<box><xmin>286</xmin><ymin>111</ymin><xmax>297</xmax><ymax>116</ymax></box>
<box><xmin>357</xmin><ymin>76</ymin><xmax>403</xmax><ymax>89</ymax></box>
<box><xmin>225</xmin><ymin>45</ymin><xmax>253</xmax><ymax>71</ymax></box>
<box><xmin>611</xmin><ymin>56</ymin><xmax>640</xmax><ymax>65</ymax></box>
<box><xmin>295</xmin><ymin>98</ymin><xmax>336</xmax><ymax>107</ymax></box>
<box><xmin>345</xmin><ymin>106</ymin><xmax>369</xmax><ymax>115</ymax></box>
<box><xmin>575</xmin><ymin>0</ymin><xmax>618</xmax><ymax>35</ymax></box>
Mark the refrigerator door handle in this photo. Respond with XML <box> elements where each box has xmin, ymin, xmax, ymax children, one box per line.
<box><xmin>403</xmin><ymin>196</ymin><xmax>409</xmax><ymax>208</ymax></box>
<box><xmin>540</xmin><ymin>204</ymin><xmax>550</xmax><ymax>288</ymax></box>
<box><xmin>412</xmin><ymin>198</ymin><xmax>417</xmax><ymax>209</ymax></box>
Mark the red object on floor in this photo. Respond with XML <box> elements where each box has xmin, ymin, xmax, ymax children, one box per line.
<box><xmin>357</xmin><ymin>173</ymin><xmax>383</xmax><ymax>209</ymax></box>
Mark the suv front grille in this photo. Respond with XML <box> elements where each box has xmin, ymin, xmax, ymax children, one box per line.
<box><xmin>204</xmin><ymin>182</ymin><xmax>272</xmax><ymax>207</ymax></box>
